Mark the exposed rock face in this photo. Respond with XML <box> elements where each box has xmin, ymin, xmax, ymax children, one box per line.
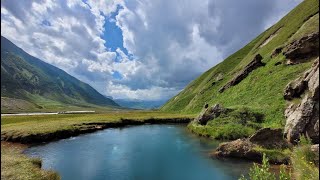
<box><xmin>219</xmin><ymin>54</ymin><xmax>265</xmax><ymax>93</ymax></box>
<box><xmin>284</xmin><ymin>58</ymin><xmax>319</xmax><ymax>144</ymax></box>
<box><xmin>283</xmin><ymin>32</ymin><xmax>319</xmax><ymax>64</ymax></box>
<box><xmin>249</xmin><ymin>128</ymin><xmax>289</xmax><ymax>149</ymax></box>
<box><xmin>195</xmin><ymin>104</ymin><xmax>227</xmax><ymax>125</ymax></box>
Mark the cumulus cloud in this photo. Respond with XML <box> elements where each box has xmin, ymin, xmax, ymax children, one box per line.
<box><xmin>1</xmin><ymin>0</ymin><xmax>302</xmax><ymax>100</ymax></box>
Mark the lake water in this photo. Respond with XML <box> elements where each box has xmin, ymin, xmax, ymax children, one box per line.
<box><xmin>24</xmin><ymin>125</ymin><xmax>252</xmax><ymax>180</ymax></box>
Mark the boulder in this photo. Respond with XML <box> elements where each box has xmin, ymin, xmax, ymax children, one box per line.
<box><xmin>195</xmin><ymin>104</ymin><xmax>226</xmax><ymax>125</ymax></box>
<box><xmin>219</xmin><ymin>54</ymin><xmax>265</xmax><ymax>93</ymax></box>
<box><xmin>249</xmin><ymin>128</ymin><xmax>290</xmax><ymax>149</ymax></box>
<box><xmin>213</xmin><ymin>138</ymin><xmax>290</xmax><ymax>164</ymax></box>
<box><xmin>284</xmin><ymin>58</ymin><xmax>319</xmax><ymax>144</ymax></box>
<box><xmin>283</xmin><ymin>32</ymin><xmax>319</xmax><ymax>64</ymax></box>
<box><xmin>271</xmin><ymin>47</ymin><xmax>283</xmax><ymax>58</ymax></box>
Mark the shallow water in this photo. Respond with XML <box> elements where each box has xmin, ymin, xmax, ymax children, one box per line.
<box><xmin>25</xmin><ymin>125</ymin><xmax>252</xmax><ymax>180</ymax></box>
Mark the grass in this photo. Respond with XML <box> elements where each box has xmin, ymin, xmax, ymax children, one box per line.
<box><xmin>1</xmin><ymin>111</ymin><xmax>195</xmax><ymax>140</ymax></box>
<box><xmin>239</xmin><ymin>154</ymin><xmax>291</xmax><ymax>180</ymax></box>
<box><xmin>252</xmin><ymin>147</ymin><xmax>291</xmax><ymax>164</ymax></box>
<box><xmin>291</xmin><ymin>137</ymin><xmax>319</xmax><ymax>180</ymax></box>
<box><xmin>1</xmin><ymin>142</ymin><xmax>60</xmax><ymax>180</ymax></box>
<box><xmin>1</xmin><ymin>111</ymin><xmax>195</xmax><ymax>179</ymax></box>
<box><xmin>161</xmin><ymin>0</ymin><xmax>319</xmax><ymax>130</ymax></box>
<box><xmin>187</xmin><ymin>107</ymin><xmax>262</xmax><ymax>140</ymax></box>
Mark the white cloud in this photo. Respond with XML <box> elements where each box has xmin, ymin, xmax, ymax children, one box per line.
<box><xmin>1</xmin><ymin>0</ymin><xmax>302</xmax><ymax>101</ymax></box>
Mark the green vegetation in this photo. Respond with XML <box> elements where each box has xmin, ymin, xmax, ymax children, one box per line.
<box><xmin>291</xmin><ymin>137</ymin><xmax>319</xmax><ymax>180</ymax></box>
<box><xmin>1</xmin><ymin>142</ymin><xmax>60</xmax><ymax>180</ymax></box>
<box><xmin>1</xmin><ymin>36</ymin><xmax>120</xmax><ymax>113</ymax></box>
<box><xmin>1</xmin><ymin>111</ymin><xmax>195</xmax><ymax>140</ymax></box>
<box><xmin>188</xmin><ymin>107</ymin><xmax>262</xmax><ymax>139</ymax></box>
<box><xmin>290</xmin><ymin>13</ymin><xmax>319</xmax><ymax>41</ymax></box>
<box><xmin>162</xmin><ymin>0</ymin><xmax>319</xmax><ymax>129</ymax></box>
<box><xmin>252</xmin><ymin>147</ymin><xmax>291</xmax><ymax>164</ymax></box>
<box><xmin>239</xmin><ymin>154</ymin><xmax>291</xmax><ymax>180</ymax></box>
<box><xmin>240</xmin><ymin>137</ymin><xmax>319</xmax><ymax>180</ymax></box>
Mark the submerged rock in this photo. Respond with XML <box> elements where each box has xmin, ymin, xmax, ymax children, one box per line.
<box><xmin>283</xmin><ymin>32</ymin><xmax>319</xmax><ymax>64</ymax></box>
<box><xmin>219</xmin><ymin>54</ymin><xmax>265</xmax><ymax>93</ymax></box>
<box><xmin>284</xmin><ymin>58</ymin><xmax>319</xmax><ymax>144</ymax></box>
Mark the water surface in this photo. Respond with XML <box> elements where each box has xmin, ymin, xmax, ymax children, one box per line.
<box><xmin>25</xmin><ymin>125</ymin><xmax>252</xmax><ymax>180</ymax></box>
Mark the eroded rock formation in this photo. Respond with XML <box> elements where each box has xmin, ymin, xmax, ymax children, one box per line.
<box><xmin>284</xmin><ymin>57</ymin><xmax>319</xmax><ymax>144</ymax></box>
<box><xmin>219</xmin><ymin>54</ymin><xmax>265</xmax><ymax>93</ymax></box>
<box><xmin>283</xmin><ymin>32</ymin><xmax>319</xmax><ymax>64</ymax></box>
<box><xmin>194</xmin><ymin>104</ymin><xmax>228</xmax><ymax>125</ymax></box>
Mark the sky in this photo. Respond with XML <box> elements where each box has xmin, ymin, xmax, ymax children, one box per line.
<box><xmin>1</xmin><ymin>0</ymin><xmax>302</xmax><ymax>101</ymax></box>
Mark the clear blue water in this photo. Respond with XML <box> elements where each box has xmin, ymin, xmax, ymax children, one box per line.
<box><xmin>24</xmin><ymin>125</ymin><xmax>252</xmax><ymax>180</ymax></box>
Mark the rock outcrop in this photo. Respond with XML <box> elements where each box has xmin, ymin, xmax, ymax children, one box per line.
<box><xmin>213</xmin><ymin>128</ymin><xmax>290</xmax><ymax>164</ymax></box>
<box><xmin>271</xmin><ymin>47</ymin><xmax>283</xmax><ymax>58</ymax></box>
<box><xmin>194</xmin><ymin>104</ymin><xmax>227</xmax><ymax>125</ymax></box>
<box><xmin>283</xmin><ymin>32</ymin><xmax>319</xmax><ymax>64</ymax></box>
<box><xmin>219</xmin><ymin>54</ymin><xmax>265</xmax><ymax>93</ymax></box>
<box><xmin>284</xmin><ymin>58</ymin><xmax>319</xmax><ymax>144</ymax></box>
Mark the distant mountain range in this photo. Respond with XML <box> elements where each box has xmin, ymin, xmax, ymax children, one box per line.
<box><xmin>1</xmin><ymin>36</ymin><xmax>120</xmax><ymax>112</ymax></box>
<box><xmin>114</xmin><ymin>98</ymin><xmax>167</xmax><ymax>110</ymax></box>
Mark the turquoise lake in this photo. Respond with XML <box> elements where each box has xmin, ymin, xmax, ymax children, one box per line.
<box><xmin>24</xmin><ymin>125</ymin><xmax>252</xmax><ymax>180</ymax></box>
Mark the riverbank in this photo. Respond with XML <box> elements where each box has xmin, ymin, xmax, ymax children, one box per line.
<box><xmin>1</xmin><ymin>111</ymin><xmax>194</xmax><ymax>179</ymax></box>
<box><xmin>1</xmin><ymin>142</ymin><xmax>60</xmax><ymax>180</ymax></box>
<box><xmin>1</xmin><ymin>111</ymin><xmax>194</xmax><ymax>144</ymax></box>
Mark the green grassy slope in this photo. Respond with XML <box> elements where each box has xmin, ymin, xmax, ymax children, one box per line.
<box><xmin>1</xmin><ymin>36</ymin><xmax>120</xmax><ymax>112</ymax></box>
<box><xmin>161</xmin><ymin>0</ymin><xmax>319</xmax><ymax>128</ymax></box>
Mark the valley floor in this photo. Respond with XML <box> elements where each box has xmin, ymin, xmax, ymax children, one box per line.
<box><xmin>1</xmin><ymin>111</ymin><xmax>195</xmax><ymax>179</ymax></box>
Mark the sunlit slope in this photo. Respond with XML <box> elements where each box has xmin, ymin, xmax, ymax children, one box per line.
<box><xmin>161</xmin><ymin>0</ymin><xmax>319</xmax><ymax>127</ymax></box>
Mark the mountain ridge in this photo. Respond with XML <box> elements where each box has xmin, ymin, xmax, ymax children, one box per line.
<box><xmin>161</xmin><ymin>0</ymin><xmax>319</xmax><ymax>128</ymax></box>
<box><xmin>1</xmin><ymin>36</ymin><xmax>120</xmax><ymax>112</ymax></box>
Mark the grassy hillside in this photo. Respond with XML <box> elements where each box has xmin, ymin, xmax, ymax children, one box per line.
<box><xmin>161</xmin><ymin>0</ymin><xmax>319</xmax><ymax>128</ymax></box>
<box><xmin>1</xmin><ymin>36</ymin><xmax>120</xmax><ymax>112</ymax></box>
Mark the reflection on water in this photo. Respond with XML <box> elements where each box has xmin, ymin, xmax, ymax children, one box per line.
<box><xmin>25</xmin><ymin>125</ymin><xmax>252</xmax><ymax>180</ymax></box>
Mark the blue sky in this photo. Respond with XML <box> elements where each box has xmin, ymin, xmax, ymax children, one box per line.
<box><xmin>1</xmin><ymin>0</ymin><xmax>302</xmax><ymax>100</ymax></box>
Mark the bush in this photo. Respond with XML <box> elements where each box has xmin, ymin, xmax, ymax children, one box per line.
<box><xmin>239</xmin><ymin>153</ymin><xmax>291</xmax><ymax>180</ymax></box>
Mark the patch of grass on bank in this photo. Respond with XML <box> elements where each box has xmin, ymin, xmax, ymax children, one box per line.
<box><xmin>1</xmin><ymin>142</ymin><xmax>59</xmax><ymax>180</ymax></box>
<box><xmin>253</xmin><ymin>147</ymin><xmax>291</xmax><ymax>164</ymax></box>
<box><xmin>188</xmin><ymin>107</ymin><xmax>262</xmax><ymax>140</ymax></box>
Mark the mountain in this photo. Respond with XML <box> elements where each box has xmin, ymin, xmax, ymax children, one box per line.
<box><xmin>1</xmin><ymin>36</ymin><xmax>120</xmax><ymax>112</ymax></box>
<box><xmin>161</xmin><ymin>0</ymin><xmax>319</xmax><ymax>128</ymax></box>
<box><xmin>114</xmin><ymin>99</ymin><xmax>167</xmax><ymax>110</ymax></box>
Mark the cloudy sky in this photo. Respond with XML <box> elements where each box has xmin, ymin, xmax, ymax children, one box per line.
<box><xmin>1</xmin><ymin>0</ymin><xmax>302</xmax><ymax>101</ymax></box>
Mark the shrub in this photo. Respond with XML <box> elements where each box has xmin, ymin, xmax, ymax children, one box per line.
<box><xmin>239</xmin><ymin>153</ymin><xmax>291</xmax><ymax>180</ymax></box>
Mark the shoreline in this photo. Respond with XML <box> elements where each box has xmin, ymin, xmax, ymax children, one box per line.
<box><xmin>1</xmin><ymin>117</ymin><xmax>192</xmax><ymax>145</ymax></box>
